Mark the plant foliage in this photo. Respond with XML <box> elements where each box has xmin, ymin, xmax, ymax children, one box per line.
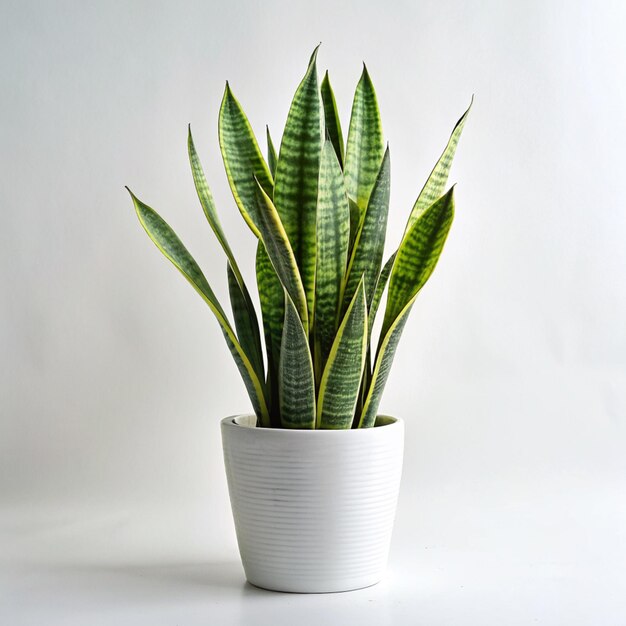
<box><xmin>128</xmin><ymin>46</ymin><xmax>470</xmax><ymax>429</ymax></box>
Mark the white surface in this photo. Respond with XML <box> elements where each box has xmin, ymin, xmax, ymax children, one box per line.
<box><xmin>221</xmin><ymin>415</ymin><xmax>403</xmax><ymax>592</ymax></box>
<box><xmin>2</xmin><ymin>473</ymin><xmax>626</xmax><ymax>625</ymax></box>
<box><xmin>2</xmin><ymin>0</ymin><xmax>626</xmax><ymax>623</ymax></box>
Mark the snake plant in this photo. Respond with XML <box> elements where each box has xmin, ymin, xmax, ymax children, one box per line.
<box><xmin>128</xmin><ymin>45</ymin><xmax>470</xmax><ymax>429</ymax></box>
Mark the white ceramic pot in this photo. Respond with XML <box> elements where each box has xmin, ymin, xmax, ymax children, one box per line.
<box><xmin>221</xmin><ymin>414</ymin><xmax>404</xmax><ymax>593</ymax></box>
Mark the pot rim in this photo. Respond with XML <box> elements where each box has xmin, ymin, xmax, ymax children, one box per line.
<box><xmin>221</xmin><ymin>414</ymin><xmax>402</xmax><ymax>433</ymax></box>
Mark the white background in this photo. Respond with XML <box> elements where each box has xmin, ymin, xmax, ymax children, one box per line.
<box><xmin>2</xmin><ymin>0</ymin><xmax>626</xmax><ymax>623</ymax></box>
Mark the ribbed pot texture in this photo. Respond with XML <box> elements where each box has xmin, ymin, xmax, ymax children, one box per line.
<box><xmin>221</xmin><ymin>414</ymin><xmax>404</xmax><ymax>593</ymax></box>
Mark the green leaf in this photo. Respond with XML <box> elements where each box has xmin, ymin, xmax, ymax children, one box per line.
<box><xmin>252</xmin><ymin>179</ymin><xmax>308</xmax><ymax>331</ymax></box>
<box><xmin>369</xmin><ymin>251</ymin><xmax>395</xmax><ymax>339</ymax></box>
<box><xmin>358</xmin><ymin>298</ymin><xmax>414</xmax><ymax>428</ymax></box>
<box><xmin>344</xmin><ymin>64</ymin><xmax>384</xmax><ymax>214</ymax></box>
<box><xmin>383</xmin><ymin>187</ymin><xmax>455</xmax><ymax>337</ymax></box>
<box><xmin>256</xmin><ymin>242</ymin><xmax>283</xmax><ymax>418</ymax></box>
<box><xmin>188</xmin><ymin>126</ymin><xmax>264</xmax><ymax>380</ymax></box>
<box><xmin>404</xmin><ymin>100</ymin><xmax>471</xmax><ymax>233</ymax></box>
<box><xmin>355</xmin><ymin>347</ymin><xmax>371</xmax><ymax>421</ymax></box>
<box><xmin>266</xmin><ymin>125</ymin><xmax>278</xmax><ymax>179</ymax></box>
<box><xmin>320</xmin><ymin>70</ymin><xmax>345</xmax><ymax>169</ymax></box>
<box><xmin>357</xmin><ymin>107</ymin><xmax>468</xmax><ymax>429</ymax></box>
<box><xmin>348</xmin><ymin>197</ymin><xmax>362</xmax><ymax>253</ymax></box>
<box><xmin>218</xmin><ymin>83</ymin><xmax>274</xmax><ymax>237</ymax></box>
<box><xmin>342</xmin><ymin>146</ymin><xmax>391</xmax><ymax>312</ymax></box>
<box><xmin>317</xmin><ymin>279</ymin><xmax>368</xmax><ymax>429</ymax></box>
<box><xmin>358</xmin><ymin>189</ymin><xmax>456</xmax><ymax>428</ymax></box>
<box><xmin>314</xmin><ymin>140</ymin><xmax>350</xmax><ymax>375</ymax></box>
<box><xmin>227</xmin><ymin>262</ymin><xmax>265</xmax><ymax>381</ymax></box>
<box><xmin>279</xmin><ymin>291</ymin><xmax>316</xmax><ymax>429</ymax></box>
<box><xmin>188</xmin><ymin>126</ymin><xmax>238</xmax><ymax>271</ymax></box>
<box><xmin>356</xmin><ymin>252</ymin><xmax>395</xmax><ymax>427</ymax></box>
<box><xmin>128</xmin><ymin>189</ymin><xmax>270</xmax><ymax>426</ymax></box>
<box><xmin>273</xmin><ymin>45</ymin><xmax>322</xmax><ymax>322</ymax></box>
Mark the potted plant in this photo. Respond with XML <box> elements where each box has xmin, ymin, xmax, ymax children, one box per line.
<box><xmin>127</xmin><ymin>45</ymin><xmax>469</xmax><ymax>593</ymax></box>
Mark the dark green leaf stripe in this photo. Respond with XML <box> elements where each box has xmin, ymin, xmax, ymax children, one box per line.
<box><xmin>320</xmin><ymin>71</ymin><xmax>345</xmax><ymax>169</ymax></box>
<box><xmin>256</xmin><ymin>242</ymin><xmax>283</xmax><ymax>417</ymax></box>
<box><xmin>358</xmin><ymin>298</ymin><xmax>414</xmax><ymax>428</ymax></box>
<box><xmin>383</xmin><ymin>187</ymin><xmax>455</xmax><ymax>337</ymax></box>
<box><xmin>189</xmin><ymin>126</ymin><xmax>264</xmax><ymax>380</ymax></box>
<box><xmin>369</xmin><ymin>251</ymin><xmax>395</xmax><ymax>339</ymax></box>
<box><xmin>279</xmin><ymin>292</ymin><xmax>316</xmax><ymax>429</ymax></box>
<box><xmin>405</xmin><ymin>99</ymin><xmax>471</xmax><ymax>232</ymax></box>
<box><xmin>342</xmin><ymin>147</ymin><xmax>391</xmax><ymax>312</ymax></box>
<box><xmin>273</xmin><ymin>45</ymin><xmax>322</xmax><ymax>321</ymax></box>
<box><xmin>317</xmin><ymin>280</ymin><xmax>368</xmax><ymax>429</ymax></box>
<box><xmin>128</xmin><ymin>189</ymin><xmax>270</xmax><ymax>425</ymax></box>
<box><xmin>314</xmin><ymin>140</ymin><xmax>350</xmax><ymax>375</ymax></box>
<box><xmin>227</xmin><ymin>262</ymin><xmax>265</xmax><ymax>381</ymax></box>
<box><xmin>218</xmin><ymin>83</ymin><xmax>274</xmax><ymax>237</ymax></box>
<box><xmin>266</xmin><ymin>125</ymin><xmax>278</xmax><ymax>179</ymax></box>
<box><xmin>344</xmin><ymin>64</ymin><xmax>384</xmax><ymax>214</ymax></box>
<box><xmin>253</xmin><ymin>180</ymin><xmax>308</xmax><ymax>331</ymax></box>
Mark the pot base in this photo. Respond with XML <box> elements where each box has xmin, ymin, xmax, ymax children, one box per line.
<box><xmin>246</xmin><ymin>577</ymin><xmax>382</xmax><ymax>594</ymax></box>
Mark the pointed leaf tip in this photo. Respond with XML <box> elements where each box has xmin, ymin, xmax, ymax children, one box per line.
<box><xmin>360</xmin><ymin>63</ymin><xmax>375</xmax><ymax>86</ymax></box>
<box><xmin>344</xmin><ymin>63</ymin><xmax>384</xmax><ymax>211</ymax></box>
<box><xmin>308</xmin><ymin>43</ymin><xmax>321</xmax><ymax>67</ymax></box>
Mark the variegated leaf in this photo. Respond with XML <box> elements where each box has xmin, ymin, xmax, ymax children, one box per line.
<box><xmin>314</xmin><ymin>140</ymin><xmax>350</xmax><ymax>375</ymax></box>
<box><xmin>188</xmin><ymin>126</ymin><xmax>239</xmax><ymax>270</ymax></box>
<box><xmin>404</xmin><ymin>100</ymin><xmax>471</xmax><ymax>232</ymax></box>
<box><xmin>279</xmin><ymin>291</ymin><xmax>316</xmax><ymax>428</ymax></box>
<box><xmin>227</xmin><ymin>262</ymin><xmax>264</xmax><ymax>381</ymax></box>
<box><xmin>348</xmin><ymin>197</ymin><xmax>362</xmax><ymax>253</ymax></box>
<box><xmin>188</xmin><ymin>126</ymin><xmax>264</xmax><ymax>380</ymax></box>
<box><xmin>128</xmin><ymin>189</ymin><xmax>270</xmax><ymax>425</ymax></box>
<box><xmin>256</xmin><ymin>242</ymin><xmax>283</xmax><ymax>420</ymax></box>
<box><xmin>253</xmin><ymin>179</ymin><xmax>308</xmax><ymax>331</ymax></box>
<box><xmin>218</xmin><ymin>83</ymin><xmax>274</xmax><ymax>237</ymax></box>
<box><xmin>317</xmin><ymin>279</ymin><xmax>367</xmax><ymax>429</ymax></box>
<box><xmin>383</xmin><ymin>187</ymin><xmax>455</xmax><ymax>337</ymax></box>
<box><xmin>369</xmin><ymin>250</ymin><xmax>395</xmax><ymax>339</ymax></box>
<box><xmin>358</xmin><ymin>298</ymin><xmax>414</xmax><ymax>428</ymax></box>
<box><xmin>342</xmin><ymin>147</ymin><xmax>390</xmax><ymax>312</ymax></box>
<box><xmin>320</xmin><ymin>70</ymin><xmax>345</xmax><ymax>168</ymax></box>
<box><xmin>344</xmin><ymin>65</ymin><xmax>384</xmax><ymax>214</ymax></box>
<box><xmin>266</xmin><ymin>125</ymin><xmax>278</xmax><ymax>179</ymax></box>
<box><xmin>358</xmin><ymin>189</ymin><xmax>455</xmax><ymax>428</ymax></box>
<box><xmin>273</xmin><ymin>45</ymin><xmax>322</xmax><ymax>322</ymax></box>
